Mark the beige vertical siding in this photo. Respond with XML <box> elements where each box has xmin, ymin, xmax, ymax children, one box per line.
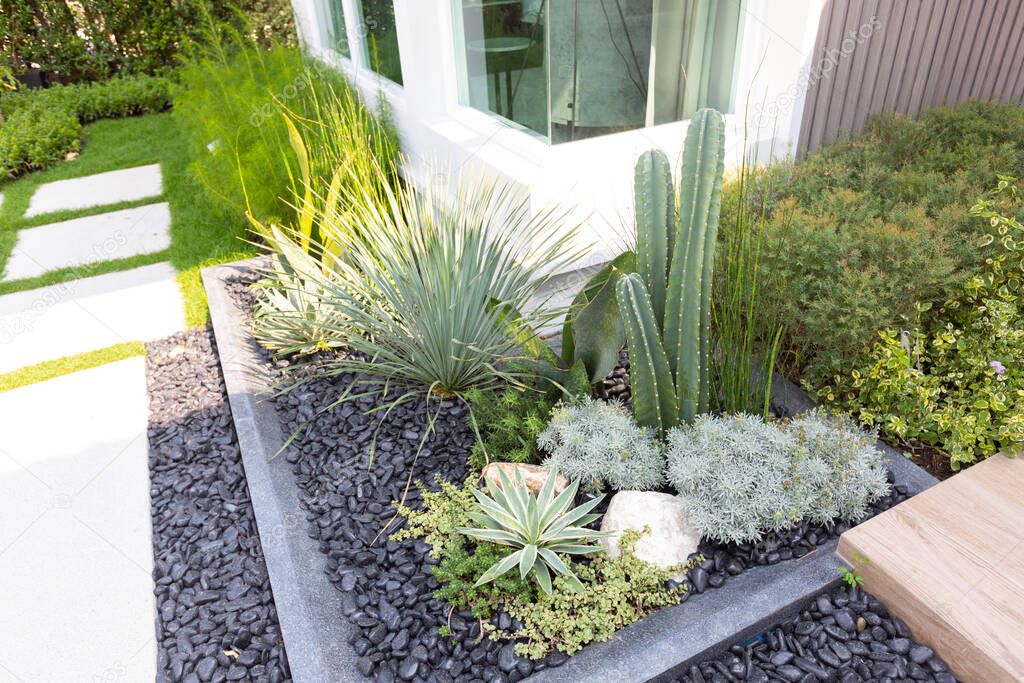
<box><xmin>798</xmin><ymin>0</ymin><xmax>1024</xmax><ymax>155</ymax></box>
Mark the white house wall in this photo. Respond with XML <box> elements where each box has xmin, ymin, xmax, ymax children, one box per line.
<box><xmin>294</xmin><ymin>0</ymin><xmax>827</xmax><ymax>269</ymax></box>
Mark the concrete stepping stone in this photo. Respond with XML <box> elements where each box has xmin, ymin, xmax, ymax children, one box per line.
<box><xmin>3</xmin><ymin>202</ymin><xmax>171</xmax><ymax>281</ymax></box>
<box><xmin>25</xmin><ymin>163</ymin><xmax>162</xmax><ymax>217</ymax></box>
<box><xmin>0</xmin><ymin>262</ymin><xmax>184</xmax><ymax>373</ymax></box>
<box><xmin>0</xmin><ymin>357</ymin><xmax>156</xmax><ymax>681</ymax></box>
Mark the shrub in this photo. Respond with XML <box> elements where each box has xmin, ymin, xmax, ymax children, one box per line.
<box><xmin>0</xmin><ymin>0</ymin><xmax>294</xmax><ymax>83</ymax></box>
<box><xmin>0</xmin><ymin>75</ymin><xmax>172</xmax><ymax>179</ymax></box>
<box><xmin>665</xmin><ymin>412</ymin><xmax>889</xmax><ymax>543</ymax></box>
<box><xmin>761</xmin><ymin>191</ymin><xmax>959</xmax><ymax>385</ymax></box>
<box><xmin>392</xmin><ymin>476</ymin><xmax>538</xmax><ymax>620</ymax></box>
<box><xmin>822</xmin><ymin>180</ymin><xmax>1024</xmax><ymax>469</ymax></box>
<box><xmin>465</xmin><ymin>386</ymin><xmax>557</xmax><ymax>468</ymax></box>
<box><xmin>787</xmin><ymin>411</ymin><xmax>892</xmax><ymax>524</ymax></box>
<box><xmin>537</xmin><ymin>398</ymin><xmax>665</xmax><ymax>491</ymax></box>
<box><xmin>748</xmin><ymin>100</ymin><xmax>1024</xmax><ymax>386</ymax></box>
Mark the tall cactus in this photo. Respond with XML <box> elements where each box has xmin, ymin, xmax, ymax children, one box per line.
<box><xmin>617</xmin><ymin>273</ymin><xmax>679</xmax><ymax>433</ymax></box>
<box><xmin>617</xmin><ymin>109</ymin><xmax>726</xmax><ymax>434</ymax></box>
<box><xmin>666</xmin><ymin>109</ymin><xmax>726</xmax><ymax>421</ymax></box>
<box><xmin>635</xmin><ymin>150</ymin><xmax>674</xmax><ymax>327</ymax></box>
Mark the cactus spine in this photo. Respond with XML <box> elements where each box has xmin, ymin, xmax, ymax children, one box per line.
<box><xmin>619</xmin><ymin>109</ymin><xmax>725</xmax><ymax>434</ymax></box>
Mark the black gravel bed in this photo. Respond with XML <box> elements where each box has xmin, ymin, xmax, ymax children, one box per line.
<box><xmin>225</xmin><ymin>276</ymin><xmax>907</xmax><ymax>682</ymax></box>
<box><xmin>146</xmin><ymin>328</ymin><xmax>291</xmax><ymax>683</ymax></box>
<box><xmin>672</xmin><ymin>584</ymin><xmax>957</xmax><ymax>683</ymax></box>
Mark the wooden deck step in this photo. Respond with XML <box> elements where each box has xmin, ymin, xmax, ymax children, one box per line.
<box><xmin>837</xmin><ymin>454</ymin><xmax>1024</xmax><ymax>682</ymax></box>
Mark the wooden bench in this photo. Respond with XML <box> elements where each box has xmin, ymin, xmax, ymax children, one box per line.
<box><xmin>838</xmin><ymin>453</ymin><xmax>1024</xmax><ymax>682</ymax></box>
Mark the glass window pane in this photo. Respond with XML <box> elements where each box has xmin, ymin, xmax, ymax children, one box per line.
<box><xmin>549</xmin><ymin>0</ymin><xmax>743</xmax><ymax>143</ymax></box>
<box><xmin>453</xmin><ymin>0</ymin><xmax>743</xmax><ymax>144</ymax></box>
<box><xmin>452</xmin><ymin>0</ymin><xmax>548</xmax><ymax>137</ymax></box>
<box><xmin>359</xmin><ymin>0</ymin><xmax>404</xmax><ymax>84</ymax></box>
<box><xmin>319</xmin><ymin>0</ymin><xmax>350</xmax><ymax>57</ymax></box>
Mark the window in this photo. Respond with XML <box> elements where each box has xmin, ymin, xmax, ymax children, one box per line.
<box><xmin>317</xmin><ymin>0</ymin><xmax>351</xmax><ymax>57</ymax></box>
<box><xmin>453</xmin><ymin>0</ymin><xmax>744</xmax><ymax>143</ymax></box>
<box><xmin>358</xmin><ymin>0</ymin><xmax>404</xmax><ymax>85</ymax></box>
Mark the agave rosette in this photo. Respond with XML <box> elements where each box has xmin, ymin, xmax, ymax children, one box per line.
<box><xmin>458</xmin><ymin>468</ymin><xmax>606</xmax><ymax>594</ymax></box>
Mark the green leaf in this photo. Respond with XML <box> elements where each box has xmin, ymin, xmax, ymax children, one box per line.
<box><xmin>568</xmin><ymin>252</ymin><xmax>636</xmax><ymax>382</ymax></box>
<box><xmin>520</xmin><ymin>544</ymin><xmax>538</xmax><ymax>578</ymax></box>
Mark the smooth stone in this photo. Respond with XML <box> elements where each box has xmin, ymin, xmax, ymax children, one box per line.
<box><xmin>599</xmin><ymin>491</ymin><xmax>701</xmax><ymax>577</ymax></box>
<box><xmin>25</xmin><ymin>163</ymin><xmax>162</xmax><ymax>216</ymax></box>
<box><xmin>481</xmin><ymin>462</ymin><xmax>569</xmax><ymax>495</ymax></box>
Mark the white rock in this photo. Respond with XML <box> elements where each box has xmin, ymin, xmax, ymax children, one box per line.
<box><xmin>599</xmin><ymin>491</ymin><xmax>701</xmax><ymax>574</ymax></box>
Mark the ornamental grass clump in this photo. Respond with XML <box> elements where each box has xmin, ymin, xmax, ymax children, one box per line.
<box><xmin>457</xmin><ymin>467</ymin><xmax>606</xmax><ymax>594</ymax></box>
<box><xmin>537</xmin><ymin>397</ymin><xmax>666</xmax><ymax>490</ymax></box>
<box><xmin>267</xmin><ymin>162</ymin><xmax>584</xmax><ymax>413</ymax></box>
<box><xmin>665</xmin><ymin>412</ymin><xmax>890</xmax><ymax>544</ymax></box>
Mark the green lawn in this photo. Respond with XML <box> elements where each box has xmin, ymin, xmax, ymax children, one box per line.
<box><xmin>0</xmin><ymin>112</ymin><xmax>256</xmax><ymax>325</ymax></box>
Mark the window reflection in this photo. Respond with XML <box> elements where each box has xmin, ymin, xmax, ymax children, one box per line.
<box><xmin>359</xmin><ymin>0</ymin><xmax>404</xmax><ymax>85</ymax></box>
<box><xmin>454</xmin><ymin>0</ymin><xmax>743</xmax><ymax>144</ymax></box>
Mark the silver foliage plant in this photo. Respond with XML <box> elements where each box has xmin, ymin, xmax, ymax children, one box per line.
<box><xmin>537</xmin><ymin>398</ymin><xmax>666</xmax><ymax>491</ymax></box>
<box><xmin>666</xmin><ymin>410</ymin><xmax>890</xmax><ymax>544</ymax></box>
<box><xmin>787</xmin><ymin>410</ymin><xmax>892</xmax><ymax>525</ymax></box>
<box><xmin>666</xmin><ymin>413</ymin><xmax>800</xmax><ymax>543</ymax></box>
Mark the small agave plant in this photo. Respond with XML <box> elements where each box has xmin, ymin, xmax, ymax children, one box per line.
<box><xmin>458</xmin><ymin>468</ymin><xmax>606</xmax><ymax>594</ymax></box>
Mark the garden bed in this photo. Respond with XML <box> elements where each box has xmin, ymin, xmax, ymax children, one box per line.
<box><xmin>146</xmin><ymin>328</ymin><xmax>291</xmax><ymax>683</ymax></box>
<box><xmin>202</xmin><ymin>257</ymin><xmax>941</xmax><ymax>682</ymax></box>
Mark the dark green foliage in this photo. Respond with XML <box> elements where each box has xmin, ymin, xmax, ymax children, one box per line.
<box><xmin>433</xmin><ymin>543</ymin><xmax>538</xmax><ymax>621</ymax></box>
<box><xmin>0</xmin><ymin>75</ymin><xmax>173</xmax><ymax>179</ymax></box>
<box><xmin>0</xmin><ymin>0</ymin><xmax>295</xmax><ymax>84</ymax></box>
<box><xmin>466</xmin><ymin>387</ymin><xmax>556</xmax><ymax>468</ymax></box>
<box><xmin>822</xmin><ymin>180</ymin><xmax>1024</xmax><ymax>469</ymax></box>
<box><xmin>750</xmin><ymin>100</ymin><xmax>1024</xmax><ymax>386</ymax></box>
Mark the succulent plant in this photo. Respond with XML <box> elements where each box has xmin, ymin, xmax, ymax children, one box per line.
<box><xmin>618</xmin><ymin>109</ymin><xmax>726</xmax><ymax>435</ymax></box>
<box><xmin>458</xmin><ymin>467</ymin><xmax>606</xmax><ymax>594</ymax></box>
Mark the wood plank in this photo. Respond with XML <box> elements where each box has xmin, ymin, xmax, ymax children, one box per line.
<box><xmin>838</xmin><ymin>454</ymin><xmax>1024</xmax><ymax>683</ymax></box>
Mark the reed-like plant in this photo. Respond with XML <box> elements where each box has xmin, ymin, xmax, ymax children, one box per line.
<box><xmin>711</xmin><ymin>110</ymin><xmax>785</xmax><ymax>417</ymax></box>
<box><xmin>264</xmin><ymin>161</ymin><xmax>587</xmax><ymax>422</ymax></box>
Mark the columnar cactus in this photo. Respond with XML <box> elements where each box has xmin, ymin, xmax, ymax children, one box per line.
<box><xmin>618</xmin><ymin>108</ymin><xmax>726</xmax><ymax>433</ymax></box>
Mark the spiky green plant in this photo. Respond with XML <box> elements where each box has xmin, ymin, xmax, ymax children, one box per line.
<box><xmin>618</xmin><ymin>108</ymin><xmax>726</xmax><ymax>435</ymax></box>
<box><xmin>458</xmin><ymin>467</ymin><xmax>606</xmax><ymax>594</ymax></box>
<box><xmin>264</xmin><ymin>161</ymin><xmax>586</xmax><ymax>424</ymax></box>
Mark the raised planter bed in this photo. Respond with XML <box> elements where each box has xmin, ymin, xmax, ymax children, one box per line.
<box><xmin>203</xmin><ymin>257</ymin><xmax>941</xmax><ymax>682</ymax></box>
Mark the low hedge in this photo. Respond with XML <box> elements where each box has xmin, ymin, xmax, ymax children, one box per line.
<box><xmin>0</xmin><ymin>74</ymin><xmax>173</xmax><ymax>180</ymax></box>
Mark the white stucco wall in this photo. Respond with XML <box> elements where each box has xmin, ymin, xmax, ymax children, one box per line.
<box><xmin>292</xmin><ymin>0</ymin><xmax>827</xmax><ymax>269</ymax></box>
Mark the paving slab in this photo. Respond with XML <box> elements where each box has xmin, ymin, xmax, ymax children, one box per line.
<box><xmin>25</xmin><ymin>163</ymin><xmax>162</xmax><ymax>217</ymax></box>
<box><xmin>838</xmin><ymin>453</ymin><xmax>1024</xmax><ymax>682</ymax></box>
<box><xmin>3</xmin><ymin>202</ymin><xmax>171</xmax><ymax>281</ymax></box>
<box><xmin>0</xmin><ymin>357</ymin><xmax>156</xmax><ymax>681</ymax></box>
<box><xmin>0</xmin><ymin>262</ymin><xmax>184</xmax><ymax>373</ymax></box>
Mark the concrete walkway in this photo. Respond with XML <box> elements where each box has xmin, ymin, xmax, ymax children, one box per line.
<box><xmin>0</xmin><ymin>358</ymin><xmax>156</xmax><ymax>681</ymax></box>
<box><xmin>0</xmin><ymin>163</ymin><xmax>185</xmax><ymax>680</ymax></box>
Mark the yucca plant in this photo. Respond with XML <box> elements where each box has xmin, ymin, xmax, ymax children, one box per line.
<box><xmin>264</xmin><ymin>160</ymin><xmax>587</xmax><ymax>426</ymax></box>
<box><xmin>618</xmin><ymin>109</ymin><xmax>726</xmax><ymax>435</ymax></box>
<box><xmin>458</xmin><ymin>467</ymin><xmax>606</xmax><ymax>594</ymax></box>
